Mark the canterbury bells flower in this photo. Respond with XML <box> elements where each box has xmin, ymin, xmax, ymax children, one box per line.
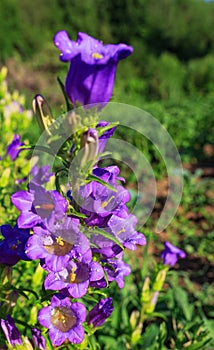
<box><xmin>54</xmin><ymin>30</ymin><xmax>133</xmax><ymax>107</ymax></box>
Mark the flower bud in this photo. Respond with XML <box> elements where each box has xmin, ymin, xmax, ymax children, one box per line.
<box><xmin>32</xmin><ymin>94</ymin><xmax>54</xmax><ymax>136</ymax></box>
<box><xmin>80</xmin><ymin>128</ymin><xmax>98</xmax><ymax>167</ymax></box>
<box><xmin>152</xmin><ymin>267</ymin><xmax>168</xmax><ymax>292</ymax></box>
<box><xmin>87</xmin><ymin>298</ymin><xmax>114</xmax><ymax>328</ymax></box>
<box><xmin>141</xmin><ymin>276</ymin><xmax>150</xmax><ymax>303</ymax></box>
<box><xmin>0</xmin><ymin>315</ymin><xmax>22</xmax><ymax>347</ymax></box>
<box><xmin>144</xmin><ymin>291</ymin><xmax>159</xmax><ymax>315</ymax></box>
<box><xmin>129</xmin><ymin>310</ymin><xmax>139</xmax><ymax>331</ymax></box>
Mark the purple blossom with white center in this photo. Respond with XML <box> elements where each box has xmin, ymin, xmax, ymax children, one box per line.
<box><xmin>161</xmin><ymin>241</ymin><xmax>186</xmax><ymax>267</ymax></box>
<box><xmin>30</xmin><ymin>164</ymin><xmax>54</xmax><ymax>185</ymax></box>
<box><xmin>31</xmin><ymin>328</ymin><xmax>47</xmax><ymax>350</ymax></box>
<box><xmin>54</xmin><ymin>30</ymin><xmax>133</xmax><ymax>108</ymax></box>
<box><xmin>0</xmin><ymin>224</ymin><xmax>30</xmax><ymax>266</ymax></box>
<box><xmin>87</xmin><ymin>298</ymin><xmax>114</xmax><ymax>328</ymax></box>
<box><xmin>38</xmin><ymin>294</ymin><xmax>86</xmax><ymax>346</ymax></box>
<box><xmin>6</xmin><ymin>134</ymin><xmax>24</xmax><ymax>161</ymax></box>
<box><xmin>96</xmin><ymin>121</ymin><xmax>117</xmax><ymax>154</ymax></box>
<box><xmin>11</xmin><ymin>184</ymin><xmax>68</xmax><ymax>229</ymax></box>
<box><xmin>25</xmin><ymin>217</ymin><xmax>90</xmax><ymax>272</ymax></box>
<box><xmin>0</xmin><ymin>315</ymin><xmax>22</xmax><ymax>346</ymax></box>
<box><xmin>44</xmin><ymin>254</ymin><xmax>104</xmax><ymax>298</ymax></box>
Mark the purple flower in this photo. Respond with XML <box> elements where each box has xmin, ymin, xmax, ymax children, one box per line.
<box><xmin>30</xmin><ymin>165</ymin><xmax>54</xmax><ymax>185</ymax></box>
<box><xmin>25</xmin><ymin>217</ymin><xmax>89</xmax><ymax>272</ymax></box>
<box><xmin>0</xmin><ymin>224</ymin><xmax>30</xmax><ymax>266</ymax></box>
<box><xmin>54</xmin><ymin>30</ymin><xmax>133</xmax><ymax>107</ymax></box>
<box><xmin>31</xmin><ymin>328</ymin><xmax>47</xmax><ymax>350</ymax></box>
<box><xmin>93</xmin><ymin>165</ymin><xmax>124</xmax><ymax>184</ymax></box>
<box><xmin>11</xmin><ymin>185</ymin><xmax>68</xmax><ymax>229</ymax></box>
<box><xmin>6</xmin><ymin>134</ymin><xmax>24</xmax><ymax>161</ymax></box>
<box><xmin>96</xmin><ymin>121</ymin><xmax>117</xmax><ymax>154</ymax></box>
<box><xmin>44</xmin><ymin>257</ymin><xmax>104</xmax><ymax>298</ymax></box>
<box><xmin>161</xmin><ymin>241</ymin><xmax>186</xmax><ymax>267</ymax></box>
<box><xmin>87</xmin><ymin>298</ymin><xmax>114</xmax><ymax>328</ymax></box>
<box><xmin>103</xmin><ymin>252</ymin><xmax>131</xmax><ymax>288</ymax></box>
<box><xmin>38</xmin><ymin>294</ymin><xmax>86</xmax><ymax>346</ymax></box>
<box><xmin>107</xmin><ymin>212</ymin><xmax>146</xmax><ymax>250</ymax></box>
<box><xmin>1</xmin><ymin>315</ymin><xmax>22</xmax><ymax>346</ymax></box>
<box><xmin>92</xmin><ymin>241</ymin><xmax>123</xmax><ymax>260</ymax></box>
<box><xmin>78</xmin><ymin>167</ymin><xmax>130</xmax><ymax>227</ymax></box>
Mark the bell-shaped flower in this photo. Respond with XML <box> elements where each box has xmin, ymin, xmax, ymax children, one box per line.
<box><xmin>0</xmin><ymin>224</ymin><xmax>30</xmax><ymax>266</ymax></box>
<box><xmin>6</xmin><ymin>134</ymin><xmax>24</xmax><ymax>161</ymax></box>
<box><xmin>44</xmin><ymin>255</ymin><xmax>104</xmax><ymax>298</ymax></box>
<box><xmin>25</xmin><ymin>217</ymin><xmax>89</xmax><ymax>272</ymax></box>
<box><xmin>38</xmin><ymin>294</ymin><xmax>86</xmax><ymax>346</ymax></box>
<box><xmin>87</xmin><ymin>298</ymin><xmax>114</xmax><ymax>328</ymax></box>
<box><xmin>11</xmin><ymin>184</ymin><xmax>68</xmax><ymax>229</ymax></box>
<box><xmin>1</xmin><ymin>315</ymin><xmax>22</xmax><ymax>347</ymax></box>
<box><xmin>161</xmin><ymin>241</ymin><xmax>186</xmax><ymax>267</ymax></box>
<box><xmin>54</xmin><ymin>30</ymin><xmax>133</xmax><ymax>107</ymax></box>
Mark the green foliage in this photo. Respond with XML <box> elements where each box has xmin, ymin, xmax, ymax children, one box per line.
<box><xmin>0</xmin><ymin>67</ymin><xmax>34</xmax><ymax>225</ymax></box>
<box><xmin>186</xmin><ymin>54</ymin><xmax>214</xmax><ymax>94</ymax></box>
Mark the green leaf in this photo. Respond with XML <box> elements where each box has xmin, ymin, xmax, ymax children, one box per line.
<box><xmin>85</xmin><ymin>226</ymin><xmax>124</xmax><ymax>250</ymax></box>
<box><xmin>57</xmin><ymin>76</ymin><xmax>73</xmax><ymax>112</ymax></box>
<box><xmin>96</xmin><ymin>122</ymin><xmax>119</xmax><ymax>137</ymax></box>
<box><xmin>147</xmin><ymin>312</ymin><xmax>168</xmax><ymax>322</ymax></box>
<box><xmin>87</xmin><ymin>174</ymin><xmax>117</xmax><ymax>192</ymax></box>
<box><xmin>185</xmin><ymin>337</ymin><xmax>212</xmax><ymax>350</ymax></box>
<box><xmin>140</xmin><ymin>323</ymin><xmax>160</xmax><ymax>348</ymax></box>
<box><xmin>67</xmin><ymin>208</ymin><xmax>88</xmax><ymax>219</ymax></box>
<box><xmin>202</xmin><ymin>317</ymin><xmax>214</xmax><ymax>342</ymax></box>
<box><xmin>99</xmin><ymin>335</ymin><xmax>125</xmax><ymax>350</ymax></box>
<box><xmin>172</xmin><ymin>284</ymin><xmax>193</xmax><ymax>321</ymax></box>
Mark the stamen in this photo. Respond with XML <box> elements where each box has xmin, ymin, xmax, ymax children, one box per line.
<box><xmin>116</xmin><ymin>228</ymin><xmax>126</xmax><ymax>235</ymax></box>
<box><xmin>101</xmin><ymin>196</ymin><xmax>115</xmax><ymax>208</ymax></box>
<box><xmin>56</xmin><ymin>236</ymin><xmax>64</xmax><ymax>246</ymax></box>
<box><xmin>70</xmin><ymin>267</ymin><xmax>77</xmax><ymax>283</ymax></box>
<box><xmin>34</xmin><ymin>203</ymin><xmax>54</xmax><ymax>210</ymax></box>
<box><xmin>92</xmin><ymin>52</ymin><xmax>103</xmax><ymax>59</ymax></box>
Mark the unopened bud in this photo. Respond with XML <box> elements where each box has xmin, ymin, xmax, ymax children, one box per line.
<box><xmin>152</xmin><ymin>267</ymin><xmax>168</xmax><ymax>292</ymax></box>
<box><xmin>32</xmin><ymin>94</ymin><xmax>54</xmax><ymax>136</ymax></box>
<box><xmin>130</xmin><ymin>310</ymin><xmax>140</xmax><ymax>330</ymax></box>
<box><xmin>145</xmin><ymin>291</ymin><xmax>159</xmax><ymax>315</ymax></box>
<box><xmin>141</xmin><ymin>276</ymin><xmax>150</xmax><ymax>303</ymax></box>
<box><xmin>80</xmin><ymin>128</ymin><xmax>98</xmax><ymax>167</ymax></box>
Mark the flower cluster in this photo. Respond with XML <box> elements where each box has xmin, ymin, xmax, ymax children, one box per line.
<box><xmin>7</xmin><ymin>120</ymin><xmax>146</xmax><ymax>346</ymax></box>
<box><xmin>0</xmin><ymin>30</ymin><xmax>137</xmax><ymax>348</ymax></box>
<box><xmin>0</xmin><ymin>28</ymin><xmax>186</xmax><ymax>349</ymax></box>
